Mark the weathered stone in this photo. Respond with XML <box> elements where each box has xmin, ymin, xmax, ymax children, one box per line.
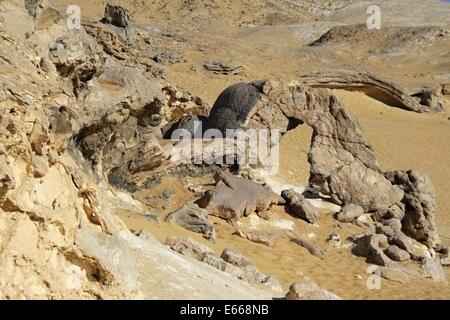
<box><xmin>281</xmin><ymin>189</ymin><xmax>319</xmax><ymax>224</ymax></box>
<box><xmin>102</xmin><ymin>4</ymin><xmax>130</xmax><ymax>28</ymax></box>
<box><xmin>201</xmin><ymin>252</ymin><xmax>243</xmax><ymax>279</ymax></box>
<box><xmin>286</xmin><ymin>278</ymin><xmax>341</xmax><ymax>300</ymax></box>
<box><xmin>385</xmin><ymin>170</ymin><xmax>440</xmax><ymax>249</ymax></box>
<box><xmin>233</xmin><ymin>229</ymin><xmax>278</xmax><ymax>247</ymax></box>
<box><xmin>421</xmin><ymin>257</ymin><xmax>447</xmax><ymax>283</ymax></box>
<box><xmin>335</xmin><ymin>203</ymin><xmax>364</xmax><ymax>222</ymax></box>
<box><xmin>352</xmin><ymin>234</ymin><xmax>394</xmax><ymax>266</ymax></box>
<box><xmin>153</xmin><ymin>50</ymin><xmax>185</xmax><ymax>65</ymax></box>
<box><xmin>416</xmin><ymin>86</ymin><xmax>445</xmax><ymax>112</ymax></box>
<box><xmin>385</xmin><ymin>245</ymin><xmax>411</xmax><ymax>262</ymax></box>
<box><xmin>384</xmin><ymin>219</ymin><xmax>403</xmax><ymax>234</ymax></box>
<box><xmin>165</xmin><ymin>203</ymin><xmax>216</xmax><ymax>241</ymax></box>
<box><xmin>290</xmin><ymin>236</ymin><xmax>325</xmax><ymax>259</ymax></box>
<box><xmin>380</xmin><ymin>267</ymin><xmax>410</xmax><ymax>283</ymax></box>
<box><xmin>220</xmin><ymin>248</ymin><xmax>254</xmax><ymax>268</ymax></box>
<box><xmin>392</xmin><ymin>234</ymin><xmax>414</xmax><ymax>255</ymax></box>
<box><xmin>298</xmin><ymin>70</ymin><xmax>427</xmax><ymax>112</ymax></box>
<box><xmin>197</xmin><ymin>172</ymin><xmax>284</xmax><ymax>221</ymax></box>
<box><xmin>354</xmin><ymin>213</ymin><xmax>375</xmax><ymax>228</ymax></box>
<box><xmin>165</xmin><ymin>236</ymin><xmax>214</xmax><ymax>260</ymax></box>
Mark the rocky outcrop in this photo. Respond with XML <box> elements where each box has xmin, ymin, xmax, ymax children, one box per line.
<box><xmin>197</xmin><ymin>171</ymin><xmax>284</xmax><ymax>221</ymax></box>
<box><xmin>205</xmin><ymin>80</ymin><xmax>446</xmax><ymax>267</ymax></box>
<box><xmin>298</xmin><ymin>71</ymin><xmax>430</xmax><ymax>112</ymax></box>
<box><xmin>335</xmin><ymin>203</ymin><xmax>364</xmax><ymax>222</ymax></box>
<box><xmin>290</xmin><ymin>235</ymin><xmax>325</xmax><ymax>259</ymax></box>
<box><xmin>385</xmin><ymin>170</ymin><xmax>441</xmax><ymax>250</ymax></box>
<box><xmin>352</xmin><ymin>234</ymin><xmax>395</xmax><ymax>267</ymax></box>
<box><xmin>203</xmin><ymin>60</ymin><xmax>244</xmax><ymax>75</ymax></box>
<box><xmin>102</xmin><ymin>4</ymin><xmax>130</xmax><ymax>28</ymax></box>
<box><xmin>207</xmin><ymin>80</ymin><xmax>404</xmax><ymax>212</ymax></box>
<box><xmin>233</xmin><ymin>229</ymin><xmax>279</xmax><ymax>247</ymax></box>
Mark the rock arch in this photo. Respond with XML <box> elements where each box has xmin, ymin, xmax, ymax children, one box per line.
<box><xmin>208</xmin><ymin>80</ymin><xmax>404</xmax><ymax>212</ymax></box>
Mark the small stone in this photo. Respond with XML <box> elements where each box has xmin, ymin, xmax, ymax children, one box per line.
<box><xmin>220</xmin><ymin>248</ymin><xmax>254</xmax><ymax>268</ymax></box>
<box><xmin>385</xmin><ymin>245</ymin><xmax>411</xmax><ymax>262</ymax></box>
<box><xmin>153</xmin><ymin>50</ymin><xmax>185</xmax><ymax>65</ymax></box>
<box><xmin>291</xmin><ymin>236</ymin><xmax>325</xmax><ymax>259</ymax></box>
<box><xmin>380</xmin><ymin>267</ymin><xmax>410</xmax><ymax>283</ymax></box>
<box><xmin>165</xmin><ymin>236</ymin><xmax>213</xmax><ymax>260</ymax></box>
<box><xmin>162</xmin><ymin>189</ymin><xmax>176</xmax><ymax>199</ymax></box>
<box><xmin>281</xmin><ymin>189</ymin><xmax>320</xmax><ymax>224</ymax></box>
<box><xmin>335</xmin><ymin>204</ymin><xmax>364</xmax><ymax>222</ymax></box>
<box><xmin>165</xmin><ymin>203</ymin><xmax>216</xmax><ymax>241</ymax></box>
<box><xmin>233</xmin><ymin>229</ymin><xmax>278</xmax><ymax>247</ymax></box>
<box><xmin>354</xmin><ymin>213</ymin><xmax>374</xmax><ymax>228</ymax></box>
<box><xmin>286</xmin><ymin>278</ymin><xmax>341</xmax><ymax>300</ymax></box>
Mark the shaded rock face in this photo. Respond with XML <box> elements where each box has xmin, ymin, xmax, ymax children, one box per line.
<box><xmin>208</xmin><ymin>83</ymin><xmax>262</xmax><ymax>132</ymax></box>
<box><xmin>165</xmin><ymin>236</ymin><xmax>214</xmax><ymax>260</ymax></box>
<box><xmin>208</xmin><ymin>80</ymin><xmax>404</xmax><ymax>212</ymax></box>
<box><xmin>385</xmin><ymin>170</ymin><xmax>440</xmax><ymax>250</ymax></box>
<box><xmin>335</xmin><ymin>203</ymin><xmax>364</xmax><ymax>222</ymax></box>
<box><xmin>196</xmin><ymin>171</ymin><xmax>284</xmax><ymax>221</ymax></box>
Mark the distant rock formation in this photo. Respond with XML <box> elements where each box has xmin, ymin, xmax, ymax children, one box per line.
<box><xmin>298</xmin><ymin>70</ymin><xmax>436</xmax><ymax>112</ymax></box>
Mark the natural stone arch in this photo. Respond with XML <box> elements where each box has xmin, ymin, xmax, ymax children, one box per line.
<box><xmin>208</xmin><ymin>80</ymin><xmax>404</xmax><ymax>212</ymax></box>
